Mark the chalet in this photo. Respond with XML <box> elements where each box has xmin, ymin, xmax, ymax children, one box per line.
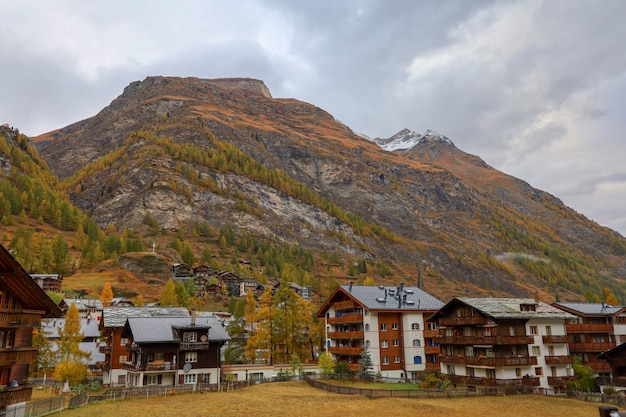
<box><xmin>193</xmin><ymin>265</ymin><xmax>215</xmax><ymax>277</ymax></box>
<box><xmin>171</xmin><ymin>263</ymin><xmax>193</xmax><ymax>279</ymax></box>
<box><xmin>317</xmin><ymin>283</ymin><xmax>444</xmax><ymax>379</ymax></box>
<box><xmin>597</xmin><ymin>343</ymin><xmax>626</xmax><ymax>392</ymax></box>
<box><xmin>0</xmin><ymin>245</ymin><xmax>62</xmax><ymax>414</ymax></box>
<box><xmin>29</xmin><ymin>274</ymin><xmax>63</xmax><ymax>293</ymax></box>
<box><xmin>60</xmin><ymin>298</ymin><xmax>103</xmax><ymax>322</ymax></box>
<box><xmin>431</xmin><ymin>298</ymin><xmax>576</xmax><ymax>393</ymax></box>
<box><xmin>110</xmin><ymin>297</ymin><xmax>134</xmax><ymax>308</ymax></box>
<box><xmin>273</xmin><ymin>282</ymin><xmax>314</xmax><ymax>302</ymax></box>
<box><xmin>99</xmin><ymin>306</ymin><xmax>190</xmax><ymax>386</ymax></box>
<box><xmin>121</xmin><ymin>314</ymin><xmax>230</xmax><ymax>387</ymax></box>
<box><xmin>552</xmin><ymin>302</ymin><xmax>626</xmax><ymax>376</ymax></box>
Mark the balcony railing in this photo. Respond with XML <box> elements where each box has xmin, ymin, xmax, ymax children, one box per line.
<box><xmin>542</xmin><ymin>335</ymin><xmax>567</xmax><ymax>344</ymax></box>
<box><xmin>597</xmin><ymin>377</ymin><xmax>626</xmax><ymax>387</ymax></box>
<box><xmin>589</xmin><ymin>361</ymin><xmax>612</xmax><ymax>372</ymax></box>
<box><xmin>99</xmin><ymin>345</ymin><xmax>112</xmax><ymax>354</ymax></box>
<box><xmin>544</xmin><ymin>355</ymin><xmax>573</xmax><ymax>365</ymax></box>
<box><xmin>179</xmin><ymin>341</ymin><xmax>210</xmax><ymax>351</ymax></box>
<box><xmin>327</xmin><ymin>331</ymin><xmax>364</xmax><ymax>340</ymax></box>
<box><xmin>0</xmin><ymin>385</ymin><xmax>32</xmax><ymax>407</ymax></box>
<box><xmin>328</xmin><ymin>346</ymin><xmax>364</xmax><ymax>356</ymax></box>
<box><xmin>0</xmin><ymin>310</ymin><xmax>43</xmax><ymax>327</ymax></box>
<box><xmin>438</xmin><ymin>316</ymin><xmax>488</xmax><ymax>326</ymax></box>
<box><xmin>439</xmin><ymin>355</ymin><xmax>537</xmax><ymax>367</ymax></box>
<box><xmin>423</xmin><ymin>329</ymin><xmax>440</xmax><ymax>338</ymax></box>
<box><xmin>425</xmin><ymin>362</ymin><xmax>441</xmax><ymax>371</ymax></box>
<box><xmin>424</xmin><ymin>345</ymin><xmax>440</xmax><ymax>355</ymax></box>
<box><xmin>568</xmin><ymin>342</ymin><xmax>615</xmax><ymax>352</ymax></box>
<box><xmin>0</xmin><ymin>348</ymin><xmax>38</xmax><ymax>366</ymax></box>
<box><xmin>566</xmin><ymin>323</ymin><xmax>613</xmax><ymax>333</ymax></box>
<box><xmin>333</xmin><ymin>300</ymin><xmax>356</xmax><ymax>310</ymax></box>
<box><xmin>122</xmin><ymin>361</ymin><xmax>176</xmax><ymax>372</ymax></box>
<box><xmin>547</xmin><ymin>376</ymin><xmax>577</xmax><ymax>386</ymax></box>
<box><xmin>438</xmin><ymin>335</ymin><xmax>534</xmax><ymax>345</ymax></box>
<box><xmin>447</xmin><ymin>375</ymin><xmax>540</xmax><ymax>387</ymax></box>
<box><xmin>327</xmin><ymin>315</ymin><xmax>363</xmax><ymax>325</ymax></box>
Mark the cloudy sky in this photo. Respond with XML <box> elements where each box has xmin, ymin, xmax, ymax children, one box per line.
<box><xmin>2</xmin><ymin>0</ymin><xmax>626</xmax><ymax>235</ymax></box>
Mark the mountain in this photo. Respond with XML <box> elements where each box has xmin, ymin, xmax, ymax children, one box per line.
<box><xmin>26</xmin><ymin>76</ymin><xmax>626</xmax><ymax>302</ymax></box>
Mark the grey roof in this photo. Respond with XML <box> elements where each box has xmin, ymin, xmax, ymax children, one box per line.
<box><xmin>457</xmin><ymin>298</ymin><xmax>576</xmax><ymax>320</ymax></box>
<box><xmin>42</xmin><ymin>317</ymin><xmax>101</xmax><ymax>338</ymax></box>
<box><xmin>553</xmin><ymin>302</ymin><xmax>624</xmax><ymax>316</ymax></box>
<box><xmin>102</xmin><ymin>306</ymin><xmax>190</xmax><ymax>328</ymax></box>
<box><xmin>127</xmin><ymin>316</ymin><xmax>230</xmax><ymax>343</ymax></box>
<box><xmin>62</xmin><ymin>298</ymin><xmax>103</xmax><ymax>311</ymax></box>
<box><xmin>339</xmin><ymin>285</ymin><xmax>444</xmax><ymax>311</ymax></box>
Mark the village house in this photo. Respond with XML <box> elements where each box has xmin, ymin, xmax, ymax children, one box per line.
<box><xmin>597</xmin><ymin>342</ymin><xmax>626</xmax><ymax>392</ymax></box>
<box><xmin>431</xmin><ymin>298</ymin><xmax>576</xmax><ymax>393</ymax></box>
<box><xmin>121</xmin><ymin>313</ymin><xmax>230</xmax><ymax>387</ymax></box>
<box><xmin>99</xmin><ymin>306</ymin><xmax>190</xmax><ymax>386</ymax></box>
<box><xmin>551</xmin><ymin>302</ymin><xmax>626</xmax><ymax>377</ymax></box>
<box><xmin>0</xmin><ymin>245</ymin><xmax>62</xmax><ymax>415</ymax></box>
<box><xmin>29</xmin><ymin>274</ymin><xmax>63</xmax><ymax>293</ymax></box>
<box><xmin>317</xmin><ymin>283</ymin><xmax>444</xmax><ymax>380</ymax></box>
<box><xmin>59</xmin><ymin>298</ymin><xmax>103</xmax><ymax>323</ymax></box>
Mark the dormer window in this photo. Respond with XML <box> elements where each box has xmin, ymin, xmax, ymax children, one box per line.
<box><xmin>520</xmin><ymin>304</ymin><xmax>536</xmax><ymax>312</ymax></box>
<box><xmin>183</xmin><ymin>332</ymin><xmax>197</xmax><ymax>343</ymax></box>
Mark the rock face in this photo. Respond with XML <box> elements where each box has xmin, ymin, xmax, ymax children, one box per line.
<box><xmin>28</xmin><ymin>76</ymin><xmax>626</xmax><ymax>301</ymax></box>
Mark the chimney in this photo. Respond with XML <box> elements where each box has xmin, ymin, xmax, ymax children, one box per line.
<box><xmin>349</xmin><ymin>281</ymin><xmax>353</xmax><ymax>292</ymax></box>
<box><xmin>191</xmin><ymin>307</ymin><xmax>196</xmax><ymax>326</ymax></box>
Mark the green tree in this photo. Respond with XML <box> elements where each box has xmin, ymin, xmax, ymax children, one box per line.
<box><xmin>358</xmin><ymin>348</ymin><xmax>374</xmax><ymax>380</ymax></box>
<box><xmin>175</xmin><ymin>280</ymin><xmax>191</xmax><ymax>308</ymax></box>
<box><xmin>566</xmin><ymin>357</ymin><xmax>597</xmax><ymax>392</ymax></box>
<box><xmin>32</xmin><ymin>327</ymin><xmax>56</xmax><ymax>376</ymax></box>
<box><xmin>318</xmin><ymin>351</ymin><xmax>335</xmax><ymax>378</ymax></box>
<box><xmin>51</xmin><ymin>234</ymin><xmax>70</xmax><ymax>274</ymax></box>
<box><xmin>181</xmin><ymin>241</ymin><xmax>196</xmax><ymax>266</ymax></box>
<box><xmin>46</xmin><ymin>290</ymin><xmax>63</xmax><ymax>305</ymax></box>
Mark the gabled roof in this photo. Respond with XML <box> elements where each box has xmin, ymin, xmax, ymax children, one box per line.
<box><xmin>598</xmin><ymin>342</ymin><xmax>626</xmax><ymax>360</ymax></box>
<box><xmin>317</xmin><ymin>284</ymin><xmax>444</xmax><ymax>316</ymax></box>
<box><xmin>101</xmin><ymin>306</ymin><xmax>190</xmax><ymax>328</ymax></box>
<box><xmin>0</xmin><ymin>244</ymin><xmax>61</xmax><ymax>317</ymax></box>
<box><xmin>43</xmin><ymin>317</ymin><xmax>101</xmax><ymax>338</ymax></box>
<box><xmin>125</xmin><ymin>316</ymin><xmax>230</xmax><ymax>343</ymax></box>
<box><xmin>62</xmin><ymin>298</ymin><xmax>104</xmax><ymax>311</ymax></box>
<box><xmin>431</xmin><ymin>297</ymin><xmax>576</xmax><ymax>321</ymax></box>
<box><xmin>552</xmin><ymin>302</ymin><xmax>625</xmax><ymax>317</ymax></box>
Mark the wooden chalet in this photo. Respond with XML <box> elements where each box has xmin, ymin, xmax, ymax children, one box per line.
<box><xmin>171</xmin><ymin>263</ymin><xmax>193</xmax><ymax>279</ymax></box>
<box><xmin>598</xmin><ymin>343</ymin><xmax>626</xmax><ymax>392</ymax></box>
<box><xmin>29</xmin><ymin>274</ymin><xmax>63</xmax><ymax>293</ymax></box>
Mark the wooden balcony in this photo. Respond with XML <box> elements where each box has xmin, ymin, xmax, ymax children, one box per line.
<box><xmin>333</xmin><ymin>300</ymin><xmax>356</xmax><ymax>310</ymax></box>
<box><xmin>126</xmin><ymin>344</ymin><xmax>140</xmax><ymax>352</ymax></box>
<box><xmin>423</xmin><ymin>329</ymin><xmax>440</xmax><ymax>338</ymax></box>
<box><xmin>0</xmin><ymin>310</ymin><xmax>43</xmax><ymax>327</ymax></box>
<box><xmin>328</xmin><ymin>346</ymin><xmax>364</xmax><ymax>356</ymax></box>
<box><xmin>597</xmin><ymin>377</ymin><xmax>626</xmax><ymax>387</ymax></box>
<box><xmin>438</xmin><ymin>335</ymin><xmax>534</xmax><ymax>345</ymax></box>
<box><xmin>424</xmin><ymin>345</ymin><xmax>440</xmax><ymax>355</ymax></box>
<box><xmin>589</xmin><ymin>361</ymin><xmax>612</xmax><ymax>372</ymax></box>
<box><xmin>179</xmin><ymin>341</ymin><xmax>210</xmax><ymax>351</ymax></box>
<box><xmin>0</xmin><ymin>385</ymin><xmax>32</xmax><ymax>407</ymax></box>
<box><xmin>0</xmin><ymin>348</ymin><xmax>38</xmax><ymax>366</ymax></box>
<box><xmin>544</xmin><ymin>355</ymin><xmax>573</xmax><ymax>365</ymax></box>
<box><xmin>425</xmin><ymin>362</ymin><xmax>441</xmax><ymax>371</ymax></box>
<box><xmin>327</xmin><ymin>315</ymin><xmax>363</xmax><ymax>325</ymax></box>
<box><xmin>542</xmin><ymin>335</ymin><xmax>567</xmax><ymax>344</ymax></box>
<box><xmin>122</xmin><ymin>361</ymin><xmax>176</xmax><ymax>372</ymax></box>
<box><xmin>439</xmin><ymin>355</ymin><xmax>537</xmax><ymax>367</ymax></box>
<box><xmin>547</xmin><ymin>376</ymin><xmax>577</xmax><ymax>386</ymax></box>
<box><xmin>568</xmin><ymin>342</ymin><xmax>615</xmax><ymax>352</ymax></box>
<box><xmin>447</xmin><ymin>375</ymin><xmax>541</xmax><ymax>387</ymax></box>
<box><xmin>347</xmin><ymin>363</ymin><xmax>361</xmax><ymax>372</ymax></box>
<box><xmin>438</xmin><ymin>316</ymin><xmax>487</xmax><ymax>326</ymax></box>
<box><xmin>565</xmin><ymin>323</ymin><xmax>613</xmax><ymax>333</ymax></box>
<box><xmin>327</xmin><ymin>331</ymin><xmax>364</xmax><ymax>340</ymax></box>
<box><xmin>99</xmin><ymin>345</ymin><xmax>112</xmax><ymax>354</ymax></box>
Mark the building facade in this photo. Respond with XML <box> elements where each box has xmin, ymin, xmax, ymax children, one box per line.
<box><xmin>317</xmin><ymin>283</ymin><xmax>444</xmax><ymax>380</ymax></box>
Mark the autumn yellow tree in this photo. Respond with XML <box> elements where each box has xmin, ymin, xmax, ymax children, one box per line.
<box><xmin>159</xmin><ymin>278</ymin><xmax>178</xmax><ymax>306</ymax></box>
<box><xmin>54</xmin><ymin>303</ymin><xmax>90</xmax><ymax>386</ymax></box>
<box><xmin>100</xmin><ymin>281</ymin><xmax>113</xmax><ymax>307</ymax></box>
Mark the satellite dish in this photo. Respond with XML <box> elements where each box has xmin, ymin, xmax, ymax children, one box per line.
<box><xmin>183</xmin><ymin>363</ymin><xmax>192</xmax><ymax>373</ymax></box>
<box><xmin>200</xmin><ymin>334</ymin><xmax>208</xmax><ymax>342</ymax></box>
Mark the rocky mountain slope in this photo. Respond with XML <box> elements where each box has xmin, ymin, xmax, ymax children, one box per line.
<box><xmin>29</xmin><ymin>76</ymin><xmax>626</xmax><ymax>301</ymax></box>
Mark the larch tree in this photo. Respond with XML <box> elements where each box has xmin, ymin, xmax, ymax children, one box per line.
<box><xmin>99</xmin><ymin>281</ymin><xmax>114</xmax><ymax>307</ymax></box>
<box><xmin>54</xmin><ymin>303</ymin><xmax>90</xmax><ymax>386</ymax></box>
<box><xmin>159</xmin><ymin>278</ymin><xmax>178</xmax><ymax>307</ymax></box>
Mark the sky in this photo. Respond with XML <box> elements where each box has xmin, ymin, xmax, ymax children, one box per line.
<box><xmin>2</xmin><ymin>0</ymin><xmax>626</xmax><ymax>235</ymax></box>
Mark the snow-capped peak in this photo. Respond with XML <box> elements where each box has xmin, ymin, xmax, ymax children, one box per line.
<box><xmin>372</xmin><ymin>129</ymin><xmax>455</xmax><ymax>152</ymax></box>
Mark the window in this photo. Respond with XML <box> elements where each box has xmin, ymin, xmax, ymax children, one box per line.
<box><xmin>483</xmin><ymin>327</ymin><xmax>492</xmax><ymax>337</ymax></box>
<box><xmin>380</xmin><ymin>323</ymin><xmax>388</xmax><ymax>331</ymax></box>
<box><xmin>146</xmin><ymin>375</ymin><xmax>158</xmax><ymax>385</ymax></box>
<box><xmin>6</xmin><ymin>331</ymin><xmax>15</xmax><ymax>348</ymax></box>
<box><xmin>119</xmin><ymin>354</ymin><xmax>128</xmax><ymax>363</ymax></box>
<box><xmin>545</xmin><ymin>325</ymin><xmax>552</xmax><ymax>336</ymax></box>
<box><xmin>412</xmin><ymin>339</ymin><xmax>421</xmax><ymax>347</ymax></box>
<box><xmin>515</xmin><ymin>368</ymin><xmax>522</xmax><ymax>377</ymax></box>
<box><xmin>117</xmin><ymin>375</ymin><xmax>126</xmax><ymax>384</ymax></box>
<box><xmin>183</xmin><ymin>332</ymin><xmax>198</xmax><ymax>343</ymax></box>
<box><xmin>186</xmin><ymin>352</ymin><xmax>198</xmax><ymax>363</ymax></box>
<box><xmin>394</xmin><ymin>356</ymin><xmax>401</xmax><ymax>364</ymax></box>
<box><xmin>381</xmin><ymin>340</ymin><xmax>389</xmax><ymax>348</ymax></box>
<box><xmin>465</xmin><ymin>346</ymin><xmax>474</xmax><ymax>357</ymax></box>
<box><xmin>392</xmin><ymin>323</ymin><xmax>399</xmax><ymax>330</ymax></box>
<box><xmin>529</xmin><ymin>326</ymin><xmax>538</xmax><ymax>335</ymax></box>
<box><xmin>365</xmin><ymin>324</ymin><xmax>370</xmax><ymax>331</ymax></box>
<box><xmin>486</xmin><ymin>369</ymin><xmax>496</xmax><ymax>379</ymax></box>
<box><xmin>0</xmin><ymin>331</ymin><xmax>4</xmax><ymax>348</ymax></box>
<box><xmin>120</xmin><ymin>338</ymin><xmax>129</xmax><ymax>346</ymax></box>
<box><xmin>428</xmin><ymin>322</ymin><xmax>438</xmax><ymax>330</ymax></box>
<box><xmin>535</xmin><ymin>367</ymin><xmax>543</xmax><ymax>376</ymax></box>
<box><xmin>532</xmin><ymin>346</ymin><xmax>541</xmax><ymax>356</ymax></box>
<box><xmin>414</xmin><ymin>356</ymin><xmax>422</xmax><ymax>364</ymax></box>
<box><xmin>446</xmin><ymin>365</ymin><xmax>455</xmax><ymax>376</ymax></box>
<box><xmin>184</xmin><ymin>374</ymin><xmax>197</xmax><ymax>384</ymax></box>
<box><xmin>411</xmin><ymin>323</ymin><xmax>420</xmax><ymax>330</ymax></box>
<box><xmin>466</xmin><ymin>367</ymin><xmax>475</xmax><ymax>377</ymax></box>
<box><xmin>463</xmin><ymin>327</ymin><xmax>472</xmax><ymax>336</ymax></box>
<box><xmin>382</xmin><ymin>356</ymin><xmax>390</xmax><ymax>365</ymax></box>
<box><xmin>366</xmin><ymin>340</ymin><xmax>371</xmax><ymax>348</ymax></box>
<box><xmin>393</xmin><ymin>339</ymin><xmax>400</xmax><ymax>347</ymax></box>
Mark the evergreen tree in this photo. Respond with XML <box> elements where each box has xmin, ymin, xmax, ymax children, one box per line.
<box><xmin>159</xmin><ymin>278</ymin><xmax>178</xmax><ymax>306</ymax></box>
<box><xmin>358</xmin><ymin>348</ymin><xmax>374</xmax><ymax>380</ymax></box>
<box><xmin>181</xmin><ymin>241</ymin><xmax>196</xmax><ymax>266</ymax></box>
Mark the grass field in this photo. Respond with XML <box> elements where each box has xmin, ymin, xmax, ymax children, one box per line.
<box><xmin>57</xmin><ymin>381</ymin><xmax>608</xmax><ymax>417</ymax></box>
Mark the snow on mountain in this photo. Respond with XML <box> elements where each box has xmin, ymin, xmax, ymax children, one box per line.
<box><xmin>372</xmin><ymin>128</ymin><xmax>455</xmax><ymax>152</ymax></box>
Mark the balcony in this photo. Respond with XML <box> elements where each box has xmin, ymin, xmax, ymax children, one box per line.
<box><xmin>544</xmin><ymin>356</ymin><xmax>573</xmax><ymax>365</ymax></box>
<box><xmin>439</xmin><ymin>355</ymin><xmax>537</xmax><ymax>367</ymax></box>
<box><xmin>424</xmin><ymin>345</ymin><xmax>440</xmax><ymax>355</ymax></box>
<box><xmin>327</xmin><ymin>331</ymin><xmax>364</xmax><ymax>340</ymax></box>
<box><xmin>122</xmin><ymin>361</ymin><xmax>175</xmax><ymax>372</ymax></box>
<box><xmin>438</xmin><ymin>335</ymin><xmax>534</xmax><ymax>345</ymax></box>
<box><xmin>438</xmin><ymin>316</ymin><xmax>488</xmax><ymax>326</ymax></box>
<box><xmin>179</xmin><ymin>341</ymin><xmax>210</xmax><ymax>351</ymax></box>
<box><xmin>542</xmin><ymin>335</ymin><xmax>567</xmax><ymax>344</ymax></box>
<box><xmin>589</xmin><ymin>361</ymin><xmax>612</xmax><ymax>372</ymax></box>
<box><xmin>99</xmin><ymin>345</ymin><xmax>112</xmax><ymax>354</ymax></box>
<box><xmin>327</xmin><ymin>315</ymin><xmax>363</xmax><ymax>325</ymax></box>
<box><xmin>568</xmin><ymin>342</ymin><xmax>615</xmax><ymax>352</ymax></box>
<box><xmin>447</xmin><ymin>375</ymin><xmax>540</xmax><ymax>387</ymax></box>
<box><xmin>423</xmin><ymin>329</ymin><xmax>440</xmax><ymax>338</ymax></box>
<box><xmin>547</xmin><ymin>376</ymin><xmax>577</xmax><ymax>386</ymax></box>
<box><xmin>425</xmin><ymin>362</ymin><xmax>441</xmax><ymax>371</ymax></box>
<box><xmin>597</xmin><ymin>377</ymin><xmax>626</xmax><ymax>387</ymax></box>
<box><xmin>333</xmin><ymin>300</ymin><xmax>356</xmax><ymax>310</ymax></box>
<box><xmin>328</xmin><ymin>346</ymin><xmax>364</xmax><ymax>356</ymax></box>
<box><xmin>0</xmin><ymin>348</ymin><xmax>38</xmax><ymax>366</ymax></box>
<box><xmin>126</xmin><ymin>344</ymin><xmax>140</xmax><ymax>352</ymax></box>
<box><xmin>0</xmin><ymin>310</ymin><xmax>43</xmax><ymax>327</ymax></box>
<box><xmin>566</xmin><ymin>323</ymin><xmax>613</xmax><ymax>333</ymax></box>
<box><xmin>0</xmin><ymin>385</ymin><xmax>32</xmax><ymax>407</ymax></box>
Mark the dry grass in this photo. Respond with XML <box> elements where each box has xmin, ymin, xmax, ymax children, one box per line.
<box><xmin>57</xmin><ymin>381</ymin><xmax>607</xmax><ymax>417</ymax></box>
